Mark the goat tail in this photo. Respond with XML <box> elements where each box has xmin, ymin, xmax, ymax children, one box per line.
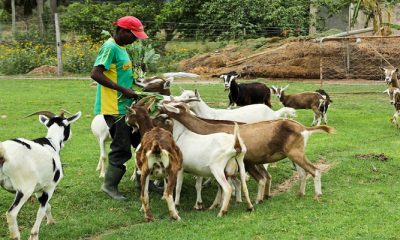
<box><xmin>276</xmin><ymin>107</ymin><xmax>297</xmax><ymax>118</ymax></box>
<box><xmin>233</xmin><ymin>123</ymin><xmax>246</xmax><ymax>154</ymax></box>
<box><xmin>0</xmin><ymin>142</ymin><xmax>6</xmax><ymax>166</ymax></box>
<box><xmin>306</xmin><ymin>125</ymin><xmax>335</xmax><ymax>134</ymax></box>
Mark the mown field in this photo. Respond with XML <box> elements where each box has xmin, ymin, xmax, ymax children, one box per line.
<box><xmin>0</xmin><ymin>79</ymin><xmax>399</xmax><ymax>239</ymax></box>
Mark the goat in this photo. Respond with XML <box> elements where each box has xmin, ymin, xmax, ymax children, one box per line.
<box><xmin>159</xmin><ymin>103</ymin><xmax>253</xmax><ymax>216</ymax></box>
<box><xmin>220</xmin><ymin>71</ymin><xmax>272</xmax><ymax>108</ymax></box>
<box><xmin>385</xmin><ymin>87</ymin><xmax>400</xmax><ymax>127</ymax></box>
<box><xmin>0</xmin><ymin>110</ymin><xmax>81</xmax><ymax>240</ymax></box>
<box><xmin>383</xmin><ymin>87</ymin><xmax>400</xmax><ymax>105</ymax></box>
<box><xmin>271</xmin><ymin>85</ymin><xmax>328</xmax><ymax>126</ymax></box>
<box><xmin>135</xmin><ymin>76</ymin><xmax>174</xmax><ymax>96</ymax></box>
<box><xmin>177</xmin><ymin>89</ymin><xmax>296</xmax><ymax>123</ymax></box>
<box><xmin>380</xmin><ymin>67</ymin><xmax>399</xmax><ymax>88</ymax></box>
<box><xmin>160</xmin><ymin>102</ymin><xmax>334</xmax><ymax>203</ymax></box>
<box><xmin>91</xmin><ymin>80</ymin><xmax>174</xmax><ymax>178</ymax></box>
<box><xmin>125</xmin><ymin>97</ymin><xmax>182</xmax><ymax>221</ymax></box>
<box><xmin>315</xmin><ymin>89</ymin><xmax>332</xmax><ymax>124</ymax></box>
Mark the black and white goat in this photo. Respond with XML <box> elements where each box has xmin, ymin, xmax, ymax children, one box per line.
<box><xmin>0</xmin><ymin>110</ymin><xmax>81</xmax><ymax>240</ymax></box>
<box><xmin>315</xmin><ymin>89</ymin><xmax>332</xmax><ymax>124</ymax></box>
<box><xmin>220</xmin><ymin>71</ymin><xmax>272</xmax><ymax>109</ymax></box>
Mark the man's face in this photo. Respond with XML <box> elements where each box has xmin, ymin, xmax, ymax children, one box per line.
<box><xmin>120</xmin><ymin>28</ymin><xmax>137</xmax><ymax>45</ymax></box>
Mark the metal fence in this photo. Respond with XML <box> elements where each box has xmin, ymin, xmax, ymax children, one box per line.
<box><xmin>320</xmin><ymin>36</ymin><xmax>400</xmax><ymax>80</ymax></box>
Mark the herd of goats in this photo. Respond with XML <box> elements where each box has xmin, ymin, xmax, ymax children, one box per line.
<box><xmin>0</xmin><ymin>68</ymin><xmax>398</xmax><ymax>239</ymax></box>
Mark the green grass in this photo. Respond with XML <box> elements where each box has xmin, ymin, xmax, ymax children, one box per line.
<box><xmin>0</xmin><ymin>79</ymin><xmax>399</xmax><ymax>239</ymax></box>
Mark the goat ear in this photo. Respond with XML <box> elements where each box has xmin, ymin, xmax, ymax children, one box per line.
<box><xmin>270</xmin><ymin>86</ymin><xmax>276</xmax><ymax>93</ymax></box>
<box><xmin>283</xmin><ymin>85</ymin><xmax>289</xmax><ymax>91</ymax></box>
<box><xmin>383</xmin><ymin>89</ymin><xmax>390</xmax><ymax>94</ymax></box>
<box><xmin>194</xmin><ymin>89</ymin><xmax>200</xmax><ymax>98</ymax></box>
<box><xmin>163</xmin><ymin>104</ymin><xmax>180</xmax><ymax>114</ymax></box>
<box><xmin>144</xmin><ymin>96</ymin><xmax>156</xmax><ymax>111</ymax></box>
<box><xmin>39</xmin><ymin>115</ymin><xmax>49</xmax><ymax>125</ymax></box>
<box><xmin>220</xmin><ymin>74</ymin><xmax>226</xmax><ymax>79</ymax></box>
<box><xmin>67</xmin><ymin>111</ymin><xmax>81</xmax><ymax>124</ymax></box>
<box><xmin>379</xmin><ymin>66</ymin><xmax>385</xmax><ymax>71</ymax></box>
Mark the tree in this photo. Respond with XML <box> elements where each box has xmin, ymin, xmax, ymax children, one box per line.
<box><xmin>351</xmin><ymin>0</ymin><xmax>399</xmax><ymax>35</ymax></box>
<box><xmin>155</xmin><ymin>0</ymin><xmax>206</xmax><ymax>41</ymax></box>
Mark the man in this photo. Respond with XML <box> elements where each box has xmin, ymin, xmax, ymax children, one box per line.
<box><xmin>91</xmin><ymin>16</ymin><xmax>152</xmax><ymax>201</ymax></box>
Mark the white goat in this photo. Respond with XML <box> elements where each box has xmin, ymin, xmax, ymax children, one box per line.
<box><xmin>91</xmin><ymin>114</ymin><xmax>111</xmax><ymax>178</ymax></box>
<box><xmin>177</xmin><ymin>89</ymin><xmax>296</xmax><ymax>122</ymax></box>
<box><xmin>0</xmin><ymin>111</ymin><xmax>81</xmax><ymax>240</ymax></box>
<box><xmin>162</xmin><ymin>103</ymin><xmax>253</xmax><ymax>216</ymax></box>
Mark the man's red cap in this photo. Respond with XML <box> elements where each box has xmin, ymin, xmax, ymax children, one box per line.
<box><xmin>113</xmin><ymin>16</ymin><xmax>148</xmax><ymax>39</ymax></box>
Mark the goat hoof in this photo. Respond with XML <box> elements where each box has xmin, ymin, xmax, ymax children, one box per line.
<box><xmin>29</xmin><ymin>233</ymin><xmax>38</xmax><ymax>240</ymax></box>
<box><xmin>193</xmin><ymin>202</ymin><xmax>204</xmax><ymax>210</ymax></box>
<box><xmin>264</xmin><ymin>195</ymin><xmax>272</xmax><ymax>200</ymax></box>
<box><xmin>247</xmin><ymin>206</ymin><xmax>254</xmax><ymax>212</ymax></box>
<box><xmin>171</xmin><ymin>214</ymin><xmax>181</xmax><ymax>221</ymax></box>
<box><xmin>255</xmin><ymin>199</ymin><xmax>263</xmax><ymax>204</ymax></box>
<box><xmin>297</xmin><ymin>192</ymin><xmax>305</xmax><ymax>198</ymax></box>
<box><xmin>314</xmin><ymin>194</ymin><xmax>322</xmax><ymax>202</ymax></box>
<box><xmin>217</xmin><ymin>210</ymin><xmax>227</xmax><ymax>217</ymax></box>
<box><xmin>145</xmin><ymin>215</ymin><xmax>155</xmax><ymax>222</ymax></box>
<box><xmin>47</xmin><ymin>219</ymin><xmax>56</xmax><ymax>225</ymax></box>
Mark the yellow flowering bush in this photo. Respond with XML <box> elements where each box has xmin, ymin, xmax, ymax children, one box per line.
<box><xmin>62</xmin><ymin>39</ymin><xmax>99</xmax><ymax>74</ymax></box>
<box><xmin>0</xmin><ymin>42</ymin><xmax>56</xmax><ymax>75</ymax></box>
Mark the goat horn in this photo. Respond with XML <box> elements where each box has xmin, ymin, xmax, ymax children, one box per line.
<box><xmin>60</xmin><ymin>109</ymin><xmax>72</xmax><ymax>115</ymax></box>
<box><xmin>24</xmin><ymin>111</ymin><xmax>55</xmax><ymax>118</ymax></box>
<box><xmin>136</xmin><ymin>95</ymin><xmax>156</xmax><ymax>106</ymax></box>
<box><xmin>182</xmin><ymin>98</ymin><xmax>200</xmax><ymax>103</ymax></box>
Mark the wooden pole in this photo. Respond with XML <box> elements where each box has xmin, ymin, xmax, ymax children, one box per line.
<box><xmin>11</xmin><ymin>0</ymin><xmax>16</xmax><ymax>38</ymax></box>
<box><xmin>55</xmin><ymin>13</ymin><xmax>63</xmax><ymax>76</ymax></box>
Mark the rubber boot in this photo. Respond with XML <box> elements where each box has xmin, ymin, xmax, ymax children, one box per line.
<box><xmin>135</xmin><ymin>172</ymin><xmax>164</xmax><ymax>195</ymax></box>
<box><xmin>101</xmin><ymin>165</ymin><xmax>127</xmax><ymax>201</ymax></box>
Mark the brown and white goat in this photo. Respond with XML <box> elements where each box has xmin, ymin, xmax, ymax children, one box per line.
<box><xmin>384</xmin><ymin>87</ymin><xmax>400</xmax><ymax>105</ymax></box>
<box><xmin>125</xmin><ymin>97</ymin><xmax>183</xmax><ymax>221</ymax></box>
<box><xmin>92</xmin><ymin>79</ymin><xmax>173</xmax><ymax>178</ymax></box>
<box><xmin>160</xmin><ymin>102</ymin><xmax>334</xmax><ymax>203</ymax></box>
<box><xmin>388</xmin><ymin>88</ymin><xmax>400</xmax><ymax>127</ymax></box>
<box><xmin>271</xmin><ymin>85</ymin><xmax>328</xmax><ymax>126</ymax></box>
<box><xmin>380</xmin><ymin>67</ymin><xmax>399</xmax><ymax>88</ymax></box>
<box><xmin>136</xmin><ymin>76</ymin><xmax>174</xmax><ymax>95</ymax></box>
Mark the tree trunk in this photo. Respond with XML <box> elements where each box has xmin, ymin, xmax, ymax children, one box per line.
<box><xmin>11</xmin><ymin>0</ymin><xmax>16</xmax><ymax>37</ymax></box>
<box><xmin>37</xmin><ymin>0</ymin><xmax>44</xmax><ymax>38</ymax></box>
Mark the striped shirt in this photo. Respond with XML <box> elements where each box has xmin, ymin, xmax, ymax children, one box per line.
<box><xmin>93</xmin><ymin>38</ymin><xmax>134</xmax><ymax>115</ymax></box>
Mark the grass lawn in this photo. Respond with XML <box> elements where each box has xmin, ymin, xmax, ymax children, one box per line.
<box><xmin>0</xmin><ymin>78</ymin><xmax>399</xmax><ymax>239</ymax></box>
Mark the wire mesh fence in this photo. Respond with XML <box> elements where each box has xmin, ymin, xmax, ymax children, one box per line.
<box><xmin>320</xmin><ymin>36</ymin><xmax>400</xmax><ymax>80</ymax></box>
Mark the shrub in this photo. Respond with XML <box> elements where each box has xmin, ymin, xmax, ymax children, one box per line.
<box><xmin>62</xmin><ymin>39</ymin><xmax>99</xmax><ymax>74</ymax></box>
<box><xmin>0</xmin><ymin>42</ymin><xmax>56</xmax><ymax>75</ymax></box>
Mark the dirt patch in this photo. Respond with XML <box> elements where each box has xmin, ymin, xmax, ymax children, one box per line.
<box><xmin>354</xmin><ymin>153</ymin><xmax>390</xmax><ymax>161</ymax></box>
<box><xmin>270</xmin><ymin>159</ymin><xmax>332</xmax><ymax>196</ymax></box>
<box><xmin>27</xmin><ymin>65</ymin><xmax>58</xmax><ymax>76</ymax></box>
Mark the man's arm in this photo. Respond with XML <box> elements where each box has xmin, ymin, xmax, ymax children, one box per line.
<box><xmin>91</xmin><ymin>65</ymin><xmax>138</xmax><ymax>99</ymax></box>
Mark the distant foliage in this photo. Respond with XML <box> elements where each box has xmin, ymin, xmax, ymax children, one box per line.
<box><xmin>0</xmin><ymin>42</ymin><xmax>56</xmax><ymax>74</ymax></box>
<box><xmin>63</xmin><ymin>38</ymin><xmax>99</xmax><ymax>74</ymax></box>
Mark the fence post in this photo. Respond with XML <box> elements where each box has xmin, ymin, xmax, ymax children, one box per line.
<box><xmin>54</xmin><ymin>13</ymin><xmax>63</xmax><ymax>76</ymax></box>
<box><xmin>11</xmin><ymin>0</ymin><xmax>16</xmax><ymax>37</ymax></box>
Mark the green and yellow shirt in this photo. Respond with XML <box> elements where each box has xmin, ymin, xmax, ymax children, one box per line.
<box><xmin>93</xmin><ymin>38</ymin><xmax>134</xmax><ymax>115</ymax></box>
